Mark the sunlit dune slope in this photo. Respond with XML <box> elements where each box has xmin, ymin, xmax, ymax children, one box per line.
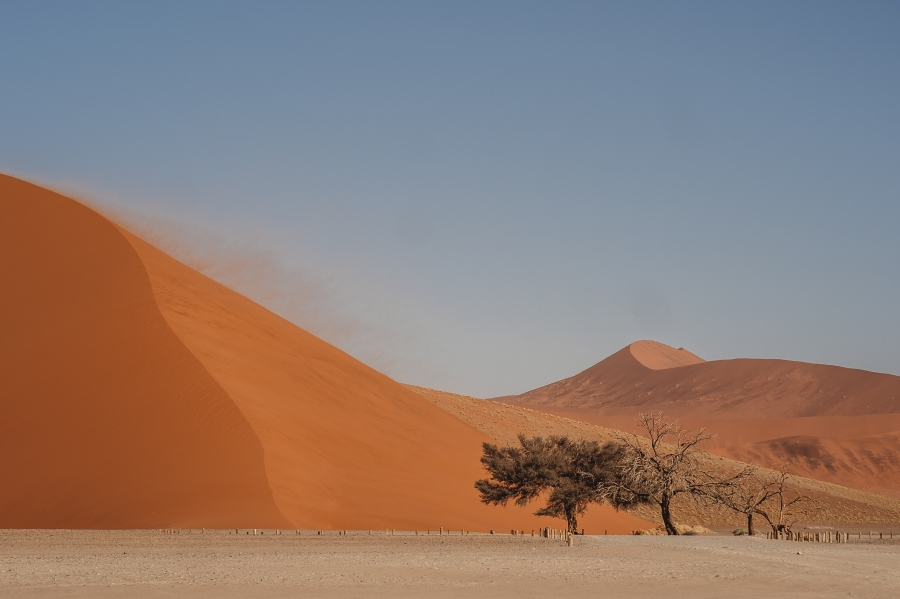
<box><xmin>502</xmin><ymin>340</ymin><xmax>900</xmax><ymax>497</ymax></box>
<box><xmin>0</xmin><ymin>174</ymin><xmax>645</xmax><ymax>532</ymax></box>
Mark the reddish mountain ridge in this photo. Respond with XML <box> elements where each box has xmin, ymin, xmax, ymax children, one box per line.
<box><xmin>502</xmin><ymin>341</ymin><xmax>900</xmax><ymax>497</ymax></box>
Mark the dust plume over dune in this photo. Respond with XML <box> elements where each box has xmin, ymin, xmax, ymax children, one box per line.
<box><xmin>88</xmin><ymin>201</ymin><xmax>371</xmax><ymax>357</ymax></box>
<box><xmin>82</xmin><ymin>195</ymin><xmax>455</xmax><ymax>393</ymax></box>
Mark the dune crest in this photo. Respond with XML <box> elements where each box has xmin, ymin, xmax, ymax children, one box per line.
<box><xmin>628</xmin><ymin>340</ymin><xmax>705</xmax><ymax>370</ymax></box>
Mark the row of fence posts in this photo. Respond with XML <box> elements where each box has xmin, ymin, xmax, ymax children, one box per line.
<box><xmin>160</xmin><ymin>527</ymin><xmax>574</xmax><ymax>544</ymax></box>
<box><xmin>766</xmin><ymin>530</ymin><xmax>844</xmax><ymax>543</ymax></box>
<box><xmin>158</xmin><ymin>527</ymin><xmax>896</xmax><ymax>544</ymax></box>
<box><xmin>160</xmin><ymin>529</ymin><xmax>286</xmax><ymax>535</ymax></box>
<box><xmin>164</xmin><ymin>528</ymin><xmax>473</xmax><ymax>536</ymax></box>
<box><xmin>538</xmin><ymin>527</ymin><xmax>574</xmax><ymax>546</ymax></box>
<box><xmin>765</xmin><ymin>530</ymin><xmax>895</xmax><ymax>542</ymax></box>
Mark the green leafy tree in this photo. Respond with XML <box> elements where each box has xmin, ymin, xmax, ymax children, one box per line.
<box><xmin>475</xmin><ymin>435</ymin><xmax>623</xmax><ymax>534</ymax></box>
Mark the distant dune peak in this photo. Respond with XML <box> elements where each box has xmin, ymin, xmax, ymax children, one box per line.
<box><xmin>627</xmin><ymin>340</ymin><xmax>706</xmax><ymax>370</ymax></box>
<box><xmin>504</xmin><ymin>337</ymin><xmax>900</xmax><ymax>498</ymax></box>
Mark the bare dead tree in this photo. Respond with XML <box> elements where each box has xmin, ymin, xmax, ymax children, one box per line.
<box><xmin>601</xmin><ymin>413</ymin><xmax>744</xmax><ymax>535</ymax></box>
<box><xmin>753</xmin><ymin>465</ymin><xmax>822</xmax><ymax>534</ymax></box>
<box><xmin>705</xmin><ymin>466</ymin><xmax>778</xmax><ymax>536</ymax></box>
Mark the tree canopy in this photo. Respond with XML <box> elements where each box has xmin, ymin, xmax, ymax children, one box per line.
<box><xmin>475</xmin><ymin>434</ymin><xmax>623</xmax><ymax>533</ymax></box>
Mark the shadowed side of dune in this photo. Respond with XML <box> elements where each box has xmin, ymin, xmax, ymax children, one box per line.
<box><xmin>0</xmin><ymin>175</ymin><xmax>289</xmax><ymax>528</ymax></box>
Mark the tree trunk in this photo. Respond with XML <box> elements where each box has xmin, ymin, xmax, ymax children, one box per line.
<box><xmin>747</xmin><ymin>512</ymin><xmax>754</xmax><ymax>536</ymax></box>
<box><xmin>565</xmin><ymin>507</ymin><xmax>578</xmax><ymax>535</ymax></box>
<box><xmin>660</xmin><ymin>497</ymin><xmax>678</xmax><ymax>535</ymax></box>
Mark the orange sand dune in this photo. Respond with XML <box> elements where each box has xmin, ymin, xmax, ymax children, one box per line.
<box><xmin>503</xmin><ymin>341</ymin><xmax>900</xmax><ymax>496</ymax></box>
<box><xmin>513</xmin><ymin>341</ymin><xmax>900</xmax><ymax>419</ymax></box>
<box><xmin>0</xmin><ymin>174</ymin><xmax>646</xmax><ymax>533</ymax></box>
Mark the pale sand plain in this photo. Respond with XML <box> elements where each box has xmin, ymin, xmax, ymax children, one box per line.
<box><xmin>1</xmin><ymin>530</ymin><xmax>897</xmax><ymax>599</ymax></box>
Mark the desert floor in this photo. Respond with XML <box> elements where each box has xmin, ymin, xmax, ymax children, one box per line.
<box><xmin>0</xmin><ymin>530</ymin><xmax>897</xmax><ymax>598</ymax></box>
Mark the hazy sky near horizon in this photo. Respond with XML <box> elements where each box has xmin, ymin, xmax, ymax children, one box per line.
<box><xmin>2</xmin><ymin>1</ymin><xmax>899</xmax><ymax>397</ymax></box>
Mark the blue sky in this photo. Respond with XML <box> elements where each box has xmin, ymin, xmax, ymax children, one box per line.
<box><xmin>2</xmin><ymin>1</ymin><xmax>898</xmax><ymax>396</ymax></box>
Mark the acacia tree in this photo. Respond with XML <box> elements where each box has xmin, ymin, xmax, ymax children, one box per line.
<box><xmin>602</xmin><ymin>413</ymin><xmax>743</xmax><ymax>535</ymax></box>
<box><xmin>475</xmin><ymin>435</ymin><xmax>623</xmax><ymax>534</ymax></box>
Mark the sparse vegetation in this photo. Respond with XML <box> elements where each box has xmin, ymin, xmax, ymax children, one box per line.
<box><xmin>600</xmin><ymin>413</ymin><xmax>746</xmax><ymax>535</ymax></box>
<box><xmin>475</xmin><ymin>434</ymin><xmax>623</xmax><ymax>534</ymax></box>
<box><xmin>416</xmin><ymin>386</ymin><xmax>900</xmax><ymax>529</ymax></box>
<box><xmin>707</xmin><ymin>463</ymin><xmax>821</xmax><ymax>535</ymax></box>
<box><xmin>635</xmin><ymin>524</ymin><xmax>712</xmax><ymax>536</ymax></box>
<box><xmin>754</xmin><ymin>466</ymin><xmax>822</xmax><ymax>534</ymax></box>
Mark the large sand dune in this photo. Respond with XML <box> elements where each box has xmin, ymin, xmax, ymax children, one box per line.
<box><xmin>0</xmin><ymin>175</ymin><xmax>647</xmax><ymax>533</ymax></box>
<box><xmin>502</xmin><ymin>341</ymin><xmax>900</xmax><ymax>497</ymax></box>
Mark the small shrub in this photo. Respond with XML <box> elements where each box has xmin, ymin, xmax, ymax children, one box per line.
<box><xmin>635</xmin><ymin>524</ymin><xmax>712</xmax><ymax>536</ymax></box>
<box><xmin>635</xmin><ymin>527</ymin><xmax>665</xmax><ymax>536</ymax></box>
